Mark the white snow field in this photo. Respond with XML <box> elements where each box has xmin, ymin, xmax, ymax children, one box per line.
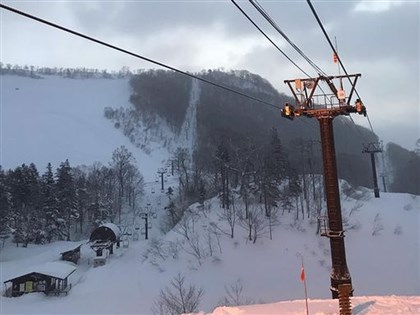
<box><xmin>189</xmin><ymin>296</ymin><xmax>420</xmax><ymax>315</ymax></box>
<box><xmin>0</xmin><ymin>74</ymin><xmax>169</xmax><ymax>181</ymax></box>
<box><xmin>1</xmin><ymin>191</ymin><xmax>419</xmax><ymax>314</ymax></box>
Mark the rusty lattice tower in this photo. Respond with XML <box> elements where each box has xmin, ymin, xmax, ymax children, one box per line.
<box><xmin>282</xmin><ymin>73</ymin><xmax>365</xmax><ymax>299</ymax></box>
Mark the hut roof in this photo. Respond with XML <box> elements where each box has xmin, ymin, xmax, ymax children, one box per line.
<box><xmin>60</xmin><ymin>244</ymin><xmax>82</xmax><ymax>255</ymax></box>
<box><xmin>4</xmin><ymin>261</ymin><xmax>76</xmax><ymax>283</ymax></box>
<box><xmin>101</xmin><ymin>223</ymin><xmax>121</xmax><ymax>239</ymax></box>
<box><xmin>89</xmin><ymin>223</ymin><xmax>121</xmax><ymax>243</ymax></box>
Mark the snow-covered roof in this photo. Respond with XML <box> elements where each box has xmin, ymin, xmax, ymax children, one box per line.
<box><xmin>101</xmin><ymin>223</ymin><xmax>121</xmax><ymax>239</ymax></box>
<box><xmin>59</xmin><ymin>243</ymin><xmax>82</xmax><ymax>255</ymax></box>
<box><xmin>4</xmin><ymin>261</ymin><xmax>76</xmax><ymax>283</ymax></box>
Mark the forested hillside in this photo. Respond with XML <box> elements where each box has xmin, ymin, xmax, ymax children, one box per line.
<box><xmin>386</xmin><ymin>142</ymin><xmax>420</xmax><ymax>195</ymax></box>
<box><xmin>0</xmin><ymin>146</ymin><xmax>144</xmax><ymax>246</ymax></box>
<box><xmin>109</xmin><ymin>69</ymin><xmax>378</xmax><ymax>190</ymax></box>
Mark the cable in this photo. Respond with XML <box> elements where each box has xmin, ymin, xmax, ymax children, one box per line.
<box><xmin>230</xmin><ymin>0</ymin><xmax>312</xmax><ymax>78</ymax></box>
<box><xmin>0</xmin><ymin>3</ymin><xmax>282</xmax><ymax>111</ymax></box>
<box><xmin>348</xmin><ymin>116</ymin><xmax>369</xmax><ymax>143</ymax></box>
<box><xmin>232</xmin><ymin>0</ymin><xmax>328</xmax><ymax>102</ymax></box>
<box><xmin>365</xmin><ymin>113</ymin><xmax>378</xmax><ymax>141</ymax></box>
<box><xmin>306</xmin><ymin>0</ymin><xmax>378</xmax><ymax>137</ymax></box>
<box><xmin>306</xmin><ymin>0</ymin><xmax>356</xmax><ymax>92</ymax></box>
<box><xmin>250</xmin><ymin>0</ymin><xmax>328</xmax><ymax>77</ymax></box>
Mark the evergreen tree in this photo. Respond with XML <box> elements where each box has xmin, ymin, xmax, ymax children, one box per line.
<box><xmin>86</xmin><ymin>163</ymin><xmax>110</xmax><ymax>229</ymax></box>
<box><xmin>41</xmin><ymin>163</ymin><xmax>59</xmax><ymax>242</ymax></box>
<box><xmin>215</xmin><ymin>142</ymin><xmax>230</xmax><ymax>209</ymax></box>
<box><xmin>258</xmin><ymin>156</ymin><xmax>281</xmax><ymax>217</ymax></box>
<box><xmin>269</xmin><ymin>127</ymin><xmax>288</xmax><ymax>184</ymax></box>
<box><xmin>9</xmin><ymin>164</ymin><xmax>42</xmax><ymax>246</ymax></box>
<box><xmin>73</xmin><ymin>169</ymin><xmax>89</xmax><ymax>235</ymax></box>
<box><xmin>56</xmin><ymin>159</ymin><xmax>78</xmax><ymax>241</ymax></box>
<box><xmin>0</xmin><ymin>167</ymin><xmax>12</xmax><ymax>247</ymax></box>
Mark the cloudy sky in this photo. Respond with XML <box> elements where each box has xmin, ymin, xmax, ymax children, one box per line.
<box><xmin>1</xmin><ymin>0</ymin><xmax>419</xmax><ymax>150</ymax></box>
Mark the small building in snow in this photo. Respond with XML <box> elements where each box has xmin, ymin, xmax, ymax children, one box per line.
<box><xmin>89</xmin><ymin>223</ymin><xmax>121</xmax><ymax>244</ymax></box>
<box><xmin>3</xmin><ymin>261</ymin><xmax>76</xmax><ymax>297</ymax></box>
<box><xmin>89</xmin><ymin>223</ymin><xmax>121</xmax><ymax>256</ymax></box>
<box><xmin>60</xmin><ymin>244</ymin><xmax>82</xmax><ymax>264</ymax></box>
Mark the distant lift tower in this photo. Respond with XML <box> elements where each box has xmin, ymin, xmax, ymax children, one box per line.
<box><xmin>282</xmin><ymin>73</ymin><xmax>365</xmax><ymax>299</ymax></box>
<box><xmin>362</xmin><ymin>142</ymin><xmax>383</xmax><ymax>198</ymax></box>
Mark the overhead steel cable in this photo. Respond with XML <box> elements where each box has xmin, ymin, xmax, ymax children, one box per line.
<box><xmin>230</xmin><ymin>0</ymin><xmax>323</xmax><ymax>137</ymax></box>
<box><xmin>347</xmin><ymin>116</ymin><xmax>370</xmax><ymax>143</ymax></box>
<box><xmin>305</xmin><ymin>0</ymin><xmax>356</xmax><ymax>90</ymax></box>
<box><xmin>0</xmin><ymin>3</ymin><xmax>281</xmax><ymax>111</ymax></box>
<box><xmin>250</xmin><ymin>0</ymin><xmax>328</xmax><ymax>77</ymax></box>
<box><xmin>230</xmin><ymin>0</ymin><xmax>312</xmax><ymax>78</ymax></box>
<box><xmin>306</xmin><ymin>0</ymin><xmax>378</xmax><ymax>137</ymax></box>
<box><xmin>232</xmin><ymin>0</ymin><xmax>328</xmax><ymax>105</ymax></box>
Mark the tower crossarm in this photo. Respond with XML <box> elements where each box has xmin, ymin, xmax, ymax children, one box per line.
<box><xmin>284</xmin><ymin>73</ymin><xmax>361</xmax><ymax>111</ymax></box>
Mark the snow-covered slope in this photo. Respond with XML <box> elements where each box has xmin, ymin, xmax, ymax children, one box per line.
<box><xmin>1</xmin><ymin>74</ymin><xmax>419</xmax><ymax>315</ymax></box>
<box><xmin>0</xmin><ymin>190</ymin><xmax>418</xmax><ymax>314</ymax></box>
<box><xmin>190</xmin><ymin>296</ymin><xmax>420</xmax><ymax>315</ymax></box>
<box><xmin>0</xmin><ymin>74</ymin><xmax>169</xmax><ymax>180</ymax></box>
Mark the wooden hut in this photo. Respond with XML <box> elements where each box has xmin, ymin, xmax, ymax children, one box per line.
<box><xmin>3</xmin><ymin>261</ymin><xmax>76</xmax><ymax>297</ymax></box>
<box><xmin>60</xmin><ymin>244</ymin><xmax>82</xmax><ymax>264</ymax></box>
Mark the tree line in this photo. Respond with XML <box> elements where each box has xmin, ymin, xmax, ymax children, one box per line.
<box><xmin>113</xmin><ymin>69</ymin><xmax>378</xmax><ymax>191</ymax></box>
<box><xmin>161</xmin><ymin>127</ymin><xmax>328</xmax><ymax>242</ymax></box>
<box><xmin>0</xmin><ymin>63</ymin><xmax>140</xmax><ymax>80</ymax></box>
<box><xmin>0</xmin><ymin>146</ymin><xmax>144</xmax><ymax>247</ymax></box>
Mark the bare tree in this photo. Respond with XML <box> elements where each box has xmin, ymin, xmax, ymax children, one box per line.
<box><xmin>217</xmin><ymin>279</ymin><xmax>254</xmax><ymax>307</ymax></box>
<box><xmin>239</xmin><ymin>204</ymin><xmax>269</xmax><ymax>243</ymax></box>
<box><xmin>152</xmin><ymin>273</ymin><xmax>204</xmax><ymax>315</ymax></box>
<box><xmin>216</xmin><ymin>194</ymin><xmax>238</xmax><ymax>238</ymax></box>
<box><xmin>110</xmin><ymin>146</ymin><xmax>137</xmax><ymax>223</ymax></box>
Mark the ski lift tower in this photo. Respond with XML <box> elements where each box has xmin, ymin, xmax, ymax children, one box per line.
<box><xmin>362</xmin><ymin>142</ymin><xmax>383</xmax><ymax>198</ymax></box>
<box><xmin>282</xmin><ymin>73</ymin><xmax>365</xmax><ymax>299</ymax></box>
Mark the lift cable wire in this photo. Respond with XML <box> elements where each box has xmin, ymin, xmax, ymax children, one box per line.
<box><xmin>348</xmin><ymin>116</ymin><xmax>370</xmax><ymax>143</ymax></box>
<box><xmin>230</xmin><ymin>0</ymin><xmax>328</xmax><ymax>134</ymax></box>
<box><xmin>232</xmin><ymin>0</ymin><xmax>330</xmax><ymax>141</ymax></box>
<box><xmin>306</xmin><ymin>0</ymin><xmax>378</xmax><ymax>139</ymax></box>
<box><xmin>306</xmin><ymin>0</ymin><xmax>358</xmax><ymax>95</ymax></box>
<box><xmin>250</xmin><ymin>0</ymin><xmax>328</xmax><ymax>77</ymax></box>
<box><xmin>232</xmin><ymin>0</ymin><xmax>330</xmax><ymax>114</ymax></box>
<box><xmin>230</xmin><ymin>0</ymin><xmax>312</xmax><ymax>78</ymax></box>
<box><xmin>0</xmin><ymin>3</ymin><xmax>282</xmax><ymax>111</ymax></box>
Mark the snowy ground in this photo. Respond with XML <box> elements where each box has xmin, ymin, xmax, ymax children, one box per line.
<box><xmin>190</xmin><ymin>296</ymin><xmax>420</xmax><ymax>315</ymax></box>
<box><xmin>0</xmin><ymin>190</ymin><xmax>418</xmax><ymax>314</ymax></box>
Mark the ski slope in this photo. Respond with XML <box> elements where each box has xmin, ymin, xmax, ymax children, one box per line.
<box><xmin>0</xmin><ymin>190</ymin><xmax>418</xmax><ymax>314</ymax></box>
<box><xmin>0</xmin><ymin>74</ymin><xmax>169</xmax><ymax>181</ymax></box>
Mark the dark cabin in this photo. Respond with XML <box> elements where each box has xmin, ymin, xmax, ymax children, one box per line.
<box><xmin>89</xmin><ymin>223</ymin><xmax>120</xmax><ymax>244</ymax></box>
<box><xmin>3</xmin><ymin>261</ymin><xmax>76</xmax><ymax>297</ymax></box>
<box><xmin>60</xmin><ymin>244</ymin><xmax>82</xmax><ymax>264</ymax></box>
<box><xmin>90</xmin><ymin>223</ymin><xmax>121</xmax><ymax>255</ymax></box>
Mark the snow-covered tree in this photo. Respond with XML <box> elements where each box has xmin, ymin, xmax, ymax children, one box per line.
<box><xmin>55</xmin><ymin>159</ymin><xmax>78</xmax><ymax>241</ymax></box>
<box><xmin>9</xmin><ymin>164</ymin><xmax>43</xmax><ymax>246</ymax></box>
<box><xmin>41</xmin><ymin>163</ymin><xmax>60</xmax><ymax>242</ymax></box>
<box><xmin>0</xmin><ymin>167</ymin><xmax>12</xmax><ymax>248</ymax></box>
<box><xmin>111</xmin><ymin>146</ymin><xmax>137</xmax><ymax>223</ymax></box>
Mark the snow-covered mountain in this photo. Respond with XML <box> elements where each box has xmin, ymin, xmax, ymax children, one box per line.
<box><xmin>1</xmin><ymin>73</ymin><xmax>419</xmax><ymax>315</ymax></box>
<box><xmin>1</xmin><ymin>74</ymin><xmax>170</xmax><ymax>181</ymax></box>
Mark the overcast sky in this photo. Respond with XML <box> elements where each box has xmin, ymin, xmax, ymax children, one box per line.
<box><xmin>1</xmin><ymin>0</ymin><xmax>419</xmax><ymax>150</ymax></box>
